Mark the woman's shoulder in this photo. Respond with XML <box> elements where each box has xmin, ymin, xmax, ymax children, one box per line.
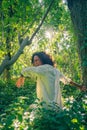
<box><xmin>42</xmin><ymin>64</ymin><xmax>54</xmax><ymax>68</ymax></box>
<box><xmin>38</xmin><ymin>64</ymin><xmax>53</xmax><ymax>67</ymax></box>
<box><xmin>38</xmin><ymin>64</ymin><xmax>54</xmax><ymax>71</ymax></box>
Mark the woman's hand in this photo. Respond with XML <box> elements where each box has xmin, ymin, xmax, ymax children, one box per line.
<box><xmin>16</xmin><ymin>76</ymin><xmax>25</xmax><ymax>88</ymax></box>
<box><xmin>79</xmin><ymin>86</ymin><xmax>87</xmax><ymax>91</ymax></box>
<box><xmin>70</xmin><ymin>80</ymin><xmax>87</xmax><ymax>91</ymax></box>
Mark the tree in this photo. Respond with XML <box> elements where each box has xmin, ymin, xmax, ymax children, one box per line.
<box><xmin>1</xmin><ymin>0</ymin><xmax>84</xmax><ymax>85</ymax></box>
<box><xmin>67</xmin><ymin>0</ymin><xmax>87</xmax><ymax>86</ymax></box>
<box><xmin>0</xmin><ymin>0</ymin><xmax>54</xmax><ymax>76</ymax></box>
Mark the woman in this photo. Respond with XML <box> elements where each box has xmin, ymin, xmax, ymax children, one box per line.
<box><xmin>16</xmin><ymin>51</ymin><xmax>86</xmax><ymax>108</ymax></box>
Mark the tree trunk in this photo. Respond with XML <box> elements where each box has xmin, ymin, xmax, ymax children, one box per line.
<box><xmin>67</xmin><ymin>0</ymin><xmax>87</xmax><ymax>86</ymax></box>
<box><xmin>5</xmin><ymin>33</ymin><xmax>11</xmax><ymax>81</ymax></box>
<box><xmin>4</xmin><ymin>4</ymin><xmax>14</xmax><ymax>81</ymax></box>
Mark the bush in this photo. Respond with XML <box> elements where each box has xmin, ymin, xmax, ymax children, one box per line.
<box><xmin>0</xmin><ymin>80</ymin><xmax>87</xmax><ymax>130</ymax></box>
<box><xmin>0</xmin><ymin>79</ymin><xmax>36</xmax><ymax>114</ymax></box>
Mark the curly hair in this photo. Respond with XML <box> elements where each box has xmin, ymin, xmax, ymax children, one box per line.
<box><xmin>31</xmin><ymin>51</ymin><xmax>55</xmax><ymax>66</ymax></box>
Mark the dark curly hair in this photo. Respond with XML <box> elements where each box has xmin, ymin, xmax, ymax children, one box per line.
<box><xmin>31</xmin><ymin>51</ymin><xmax>55</xmax><ymax>66</ymax></box>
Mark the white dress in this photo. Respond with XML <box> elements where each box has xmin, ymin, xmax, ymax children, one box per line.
<box><xmin>21</xmin><ymin>64</ymin><xmax>70</xmax><ymax>108</ymax></box>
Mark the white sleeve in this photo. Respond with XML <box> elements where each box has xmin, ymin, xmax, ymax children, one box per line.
<box><xmin>59</xmin><ymin>72</ymin><xmax>71</xmax><ymax>84</ymax></box>
<box><xmin>21</xmin><ymin>65</ymin><xmax>49</xmax><ymax>77</ymax></box>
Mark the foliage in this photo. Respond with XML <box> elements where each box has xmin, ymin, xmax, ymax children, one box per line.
<box><xmin>0</xmin><ymin>80</ymin><xmax>87</xmax><ymax>130</ymax></box>
<box><xmin>0</xmin><ymin>0</ymin><xmax>87</xmax><ymax>129</ymax></box>
<box><xmin>0</xmin><ymin>0</ymin><xmax>80</xmax><ymax>83</ymax></box>
<box><xmin>30</xmin><ymin>100</ymin><xmax>87</xmax><ymax>130</ymax></box>
<box><xmin>0</xmin><ymin>79</ymin><xmax>36</xmax><ymax>114</ymax></box>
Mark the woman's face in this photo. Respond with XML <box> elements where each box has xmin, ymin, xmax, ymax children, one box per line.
<box><xmin>33</xmin><ymin>55</ymin><xmax>43</xmax><ymax>66</ymax></box>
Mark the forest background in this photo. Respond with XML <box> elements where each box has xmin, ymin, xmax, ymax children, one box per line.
<box><xmin>0</xmin><ymin>0</ymin><xmax>87</xmax><ymax>130</ymax></box>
